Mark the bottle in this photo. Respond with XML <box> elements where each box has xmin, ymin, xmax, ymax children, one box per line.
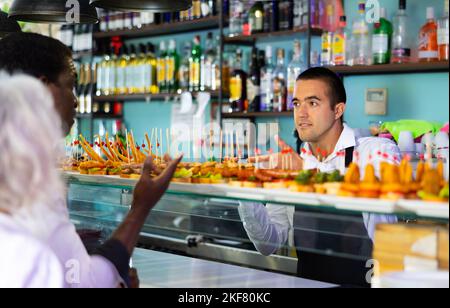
<box><xmin>332</xmin><ymin>16</ymin><xmax>348</xmax><ymax>66</ymax></box>
<box><xmin>419</xmin><ymin>7</ymin><xmax>439</xmax><ymax>62</ymax></box>
<box><xmin>321</xmin><ymin>29</ymin><xmax>333</xmax><ymax>66</ymax></box>
<box><xmin>193</xmin><ymin>0</ymin><xmax>202</xmax><ymax>19</ymax></box>
<box><xmin>310</xmin><ymin>0</ymin><xmax>320</xmax><ymax>29</ymax></box>
<box><xmin>105</xmin><ymin>46</ymin><xmax>117</xmax><ymax>96</ymax></box>
<box><xmin>438</xmin><ymin>0</ymin><xmax>449</xmax><ymax>61</ymax></box>
<box><xmin>201</xmin><ymin>33</ymin><xmax>215</xmax><ymax>91</ymax></box>
<box><xmin>126</xmin><ymin>45</ymin><xmax>138</xmax><ymax>94</ymax></box>
<box><xmin>146</xmin><ymin>43</ymin><xmax>158</xmax><ymax>94</ymax></box>
<box><xmin>189</xmin><ymin>35</ymin><xmax>202</xmax><ymax>92</ymax></box>
<box><xmin>157</xmin><ymin>41</ymin><xmax>167</xmax><ymax>93</ymax></box>
<box><xmin>229</xmin><ymin>49</ymin><xmax>247</xmax><ymax>113</ymax></box>
<box><xmin>352</xmin><ymin>2</ymin><xmax>371</xmax><ymax>65</ymax></box>
<box><xmin>166</xmin><ymin>40</ymin><xmax>180</xmax><ymax>93</ymax></box>
<box><xmin>287</xmin><ymin>40</ymin><xmax>307</xmax><ymax>110</ymax></box>
<box><xmin>247</xmin><ymin>47</ymin><xmax>261</xmax><ymax>112</ymax></box>
<box><xmin>86</xmin><ymin>63</ymin><xmax>95</xmax><ymax>114</ymax></box>
<box><xmin>178</xmin><ymin>42</ymin><xmax>192</xmax><ymax>93</ymax></box>
<box><xmin>278</xmin><ymin>0</ymin><xmax>293</xmax><ymax>31</ymax></box>
<box><xmin>229</xmin><ymin>0</ymin><xmax>244</xmax><ymax>36</ymax></box>
<box><xmin>263</xmin><ymin>1</ymin><xmax>279</xmax><ymax>32</ymax></box>
<box><xmin>117</xmin><ymin>45</ymin><xmax>129</xmax><ymax>95</ymax></box>
<box><xmin>372</xmin><ymin>8</ymin><xmax>393</xmax><ymax>65</ymax></box>
<box><xmin>272</xmin><ymin>48</ymin><xmax>287</xmax><ymax>112</ymax></box>
<box><xmin>77</xmin><ymin>64</ymin><xmax>86</xmax><ymax>114</ymax></box>
<box><xmin>135</xmin><ymin>44</ymin><xmax>147</xmax><ymax>94</ymax></box>
<box><xmin>325</xmin><ymin>1</ymin><xmax>335</xmax><ymax>32</ymax></box>
<box><xmin>96</xmin><ymin>46</ymin><xmax>108</xmax><ymax>96</ymax></box>
<box><xmin>260</xmin><ymin>46</ymin><xmax>274</xmax><ymax>112</ymax></box>
<box><xmin>391</xmin><ymin>0</ymin><xmax>411</xmax><ymax>64</ymax></box>
<box><xmin>249</xmin><ymin>1</ymin><xmax>264</xmax><ymax>34</ymax></box>
<box><xmin>124</xmin><ymin>12</ymin><xmax>133</xmax><ymax>30</ymax></box>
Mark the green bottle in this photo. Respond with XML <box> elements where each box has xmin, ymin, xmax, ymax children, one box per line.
<box><xmin>372</xmin><ymin>7</ymin><xmax>394</xmax><ymax>64</ymax></box>
<box><xmin>189</xmin><ymin>35</ymin><xmax>202</xmax><ymax>92</ymax></box>
<box><xmin>166</xmin><ymin>40</ymin><xmax>180</xmax><ymax>93</ymax></box>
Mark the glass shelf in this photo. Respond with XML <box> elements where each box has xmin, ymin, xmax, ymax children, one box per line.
<box><xmin>63</xmin><ymin>172</ymin><xmax>449</xmax><ymax>222</ymax></box>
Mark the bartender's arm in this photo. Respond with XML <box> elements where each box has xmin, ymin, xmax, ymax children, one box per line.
<box><xmin>238</xmin><ymin>202</ymin><xmax>294</xmax><ymax>256</ymax></box>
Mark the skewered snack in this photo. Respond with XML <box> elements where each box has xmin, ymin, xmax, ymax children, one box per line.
<box><xmin>359</xmin><ymin>163</ymin><xmax>381</xmax><ymax>199</ymax></box>
<box><xmin>338</xmin><ymin>163</ymin><xmax>360</xmax><ymax>197</ymax></box>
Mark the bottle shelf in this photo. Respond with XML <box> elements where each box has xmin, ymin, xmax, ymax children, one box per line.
<box><xmin>325</xmin><ymin>61</ymin><xmax>449</xmax><ymax>76</ymax></box>
<box><xmin>223</xmin><ymin>27</ymin><xmax>323</xmax><ymax>45</ymax></box>
<box><xmin>93</xmin><ymin>16</ymin><xmax>222</xmax><ymax>40</ymax></box>
<box><xmin>94</xmin><ymin>90</ymin><xmax>226</xmax><ymax>102</ymax></box>
<box><xmin>221</xmin><ymin>111</ymin><xmax>293</xmax><ymax>119</ymax></box>
<box><xmin>76</xmin><ymin>113</ymin><xmax>123</xmax><ymax>120</ymax></box>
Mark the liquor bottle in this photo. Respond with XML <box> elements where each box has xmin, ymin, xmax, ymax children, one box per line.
<box><xmin>310</xmin><ymin>0</ymin><xmax>320</xmax><ymax>29</ymax></box>
<box><xmin>212</xmin><ymin>36</ymin><xmax>230</xmax><ymax>93</ymax></box>
<box><xmin>260</xmin><ymin>46</ymin><xmax>274</xmax><ymax>112</ymax></box>
<box><xmin>352</xmin><ymin>2</ymin><xmax>371</xmax><ymax>65</ymax></box>
<box><xmin>104</xmin><ymin>46</ymin><xmax>117</xmax><ymax>96</ymax></box>
<box><xmin>157</xmin><ymin>41</ymin><xmax>167</xmax><ymax>93</ymax></box>
<box><xmin>166</xmin><ymin>40</ymin><xmax>180</xmax><ymax>93</ymax></box>
<box><xmin>189</xmin><ymin>36</ymin><xmax>202</xmax><ymax>92</ymax></box>
<box><xmin>77</xmin><ymin>64</ymin><xmax>86</xmax><ymax>114</ymax></box>
<box><xmin>419</xmin><ymin>7</ymin><xmax>439</xmax><ymax>62</ymax></box>
<box><xmin>272</xmin><ymin>48</ymin><xmax>287</xmax><ymax>112</ymax></box>
<box><xmin>278</xmin><ymin>0</ymin><xmax>293</xmax><ymax>31</ymax></box>
<box><xmin>85</xmin><ymin>63</ymin><xmax>95</xmax><ymax>114</ymax></box>
<box><xmin>293</xmin><ymin>0</ymin><xmax>308</xmax><ymax>30</ymax></box>
<box><xmin>201</xmin><ymin>32</ymin><xmax>215</xmax><ymax>91</ymax></box>
<box><xmin>116</xmin><ymin>45</ymin><xmax>129</xmax><ymax>95</ymax></box>
<box><xmin>321</xmin><ymin>29</ymin><xmax>333</xmax><ymax>66</ymax></box>
<box><xmin>287</xmin><ymin>40</ymin><xmax>307</xmax><ymax>110</ymax></box>
<box><xmin>247</xmin><ymin>47</ymin><xmax>261</xmax><ymax>112</ymax></box>
<box><xmin>96</xmin><ymin>46</ymin><xmax>107</xmax><ymax>96</ymax></box>
<box><xmin>391</xmin><ymin>0</ymin><xmax>411</xmax><ymax>64</ymax></box>
<box><xmin>126</xmin><ymin>45</ymin><xmax>138</xmax><ymax>94</ymax></box>
<box><xmin>192</xmin><ymin>0</ymin><xmax>202</xmax><ymax>19</ymax></box>
<box><xmin>332</xmin><ymin>16</ymin><xmax>348</xmax><ymax>66</ymax></box>
<box><xmin>249</xmin><ymin>1</ymin><xmax>264</xmax><ymax>34</ymax></box>
<box><xmin>229</xmin><ymin>49</ymin><xmax>247</xmax><ymax>113</ymax></box>
<box><xmin>229</xmin><ymin>0</ymin><xmax>244</xmax><ymax>36</ymax></box>
<box><xmin>372</xmin><ymin>8</ymin><xmax>393</xmax><ymax>65</ymax></box>
<box><xmin>146</xmin><ymin>43</ymin><xmax>158</xmax><ymax>94</ymax></box>
<box><xmin>124</xmin><ymin>12</ymin><xmax>133</xmax><ymax>30</ymax></box>
<box><xmin>135</xmin><ymin>44</ymin><xmax>147</xmax><ymax>94</ymax></box>
<box><xmin>178</xmin><ymin>42</ymin><xmax>191</xmax><ymax>94</ymax></box>
<box><xmin>438</xmin><ymin>0</ymin><xmax>449</xmax><ymax>61</ymax></box>
<box><xmin>263</xmin><ymin>1</ymin><xmax>278</xmax><ymax>33</ymax></box>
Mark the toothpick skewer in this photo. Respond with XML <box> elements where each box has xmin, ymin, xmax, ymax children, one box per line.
<box><xmin>209</xmin><ymin>129</ymin><xmax>214</xmax><ymax>161</ymax></box>
<box><xmin>166</xmin><ymin>128</ymin><xmax>171</xmax><ymax>157</ymax></box>
<box><xmin>219</xmin><ymin>130</ymin><xmax>223</xmax><ymax>163</ymax></box>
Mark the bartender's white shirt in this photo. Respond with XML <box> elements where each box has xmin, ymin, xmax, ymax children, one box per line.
<box><xmin>239</xmin><ymin>124</ymin><xmax>401</xmax><ymax>256</ymax></box>
<box><xmin>0</xmin><ymin>213</ymin><xmax>63</xmax><ymax>288</ymax></box>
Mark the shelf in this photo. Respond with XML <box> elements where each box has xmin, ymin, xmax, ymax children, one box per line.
<box><xmin>222</xmin><ymin>111</ymin><xmax>293</xmax><ymax>119</ymax></box>
<box><xmin>76</xmin><ymin>113</ymin><xmax>123</xmax><ymax>120</ymax></box>
<box><xmin>224</xmin><ymin>27</ymin><xmax>323</xmax><ymax>45</ymax></box>
<box><xmin>93</xmin><ymin>16</ymin><xmax>221</xmax><ymax>40</ymax></box>
<box><xmin>326</xmin><ymin>61</ymin><xmax>450</xmax><ymax>76</ymax></box>
<box><xmin>63</xmin><ymin>172</ymin><xmax>449</xmax><ymax>221</ymax></box>
<box><xmin>94</xmin><ymin>90</ymin><xmax>225</xmax><ymax>102</ymax></box>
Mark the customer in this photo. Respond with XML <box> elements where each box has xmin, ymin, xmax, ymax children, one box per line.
<box><xmin>0</xmin><ymin>73</ymin><xmax>181</xmax><ymax>287</ymax></box>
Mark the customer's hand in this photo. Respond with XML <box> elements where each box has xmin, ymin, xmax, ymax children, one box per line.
<box><xmin>248</xmin><ymin>136</ymin><xmax>303</xmax><ymax>170</ymax></box>
<box><xmin>132</xmin><ymin>154</ymin><xmax>183</xmax><ymax>213</ymax></box>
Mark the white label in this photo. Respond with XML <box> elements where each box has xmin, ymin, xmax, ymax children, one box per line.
<box><xmin>438</xmin><ymin>27</ymin><xmax>449</xmax><ymax>45</ymax></box>
<box><xmin>372</xmin><ymin>34</ymin><xmax>389</xmax><ymax>53</ymax></box>
<box><xmin>419</xmin><ymin>50</ymin><xmax>439</xmax><ymax>59</ymax></box>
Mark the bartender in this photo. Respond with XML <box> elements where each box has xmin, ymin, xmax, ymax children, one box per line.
<box><xmin>239</xmin><ymin>67</ymin><xmax>400</xmax><ymax>287</ymax></box>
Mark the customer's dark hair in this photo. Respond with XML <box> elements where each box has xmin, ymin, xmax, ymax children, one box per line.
<box><xmin>0</xmin><ymin>32</ymin><xmax>72</xmax><ymax>83</ymax></box>
<box><xmin>296</xmin><ymin>67</ymin><xmax>347</xmax><ymax>109</ymax></box>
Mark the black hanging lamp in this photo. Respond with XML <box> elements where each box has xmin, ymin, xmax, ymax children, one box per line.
<box><xmin>0</xmin><ymin>10</ymin><xmax>21</xmax><ymax>38</ymax></box>
<box><xmin>8</xmin><ymin>0</ymin><xmax>98</xmax><ymax>24</ymax></box>
<box><xmin>90</xmin><ymin>0</ymin><xmax>192</xmax><ymax>12</ymax></box>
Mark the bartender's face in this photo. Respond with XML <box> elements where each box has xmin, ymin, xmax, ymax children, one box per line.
<box><xmin>292</xmin><ymin>79</ymin><xmax>345</xmax><ymax>143</ymax></box>
<box><xmin>42</xmin><ymin>57</ymin><xmax>78</xmax><ymax>136</ymax></box>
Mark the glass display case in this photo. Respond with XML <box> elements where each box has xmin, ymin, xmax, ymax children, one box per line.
<box><xmin>64</xmin><ymin>172</ymin><xmax>449</xmax><ymax>277</ymax></box>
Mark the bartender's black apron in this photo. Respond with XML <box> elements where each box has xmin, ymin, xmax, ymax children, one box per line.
<box><xmin>293</xmin><ymin>147</ymin><xmax>373</xmax><ymax>287</ymax></box>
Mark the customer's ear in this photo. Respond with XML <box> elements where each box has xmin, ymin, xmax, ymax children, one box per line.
<box><xmin>335</xmin><ymin>102</ymin><xmax>346</xmax><ymax>121</ymax></box>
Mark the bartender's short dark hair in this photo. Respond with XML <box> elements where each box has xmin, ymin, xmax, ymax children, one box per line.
<box><xmin>297</xmin><ymin>67</ymin><xmax>347</xmax><ymax>109</ymax></box>
<box><xmin>0</xmin><ymin>32</ymin><xmax>72</xmax><ymax>83</ymax></box>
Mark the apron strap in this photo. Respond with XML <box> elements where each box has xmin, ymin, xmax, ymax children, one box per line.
<box><xmin>345</xmin><ymin>146</ymin><xmax>355</xmax><ymax>168</ymax></box>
